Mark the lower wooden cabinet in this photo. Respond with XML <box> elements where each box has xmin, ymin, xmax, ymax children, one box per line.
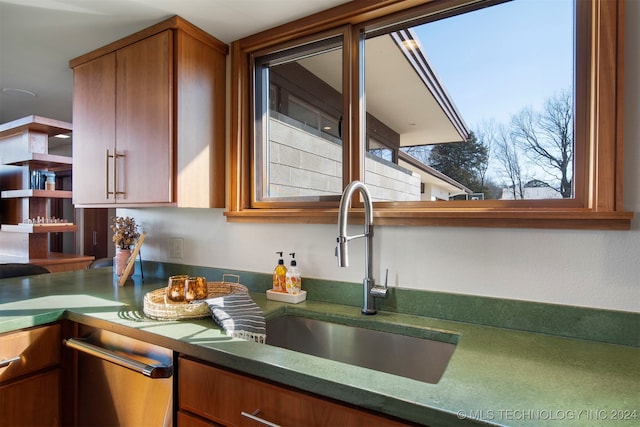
<box><xmin>178</xmin><ymin>410</ymin><xmax>224</xmax><ymax>427</ymax></box>
<box><xmin>0</xmin><ymin>369</ymin><xmax>60</xmax><ymax>426</ymax></box>
<box><xmin>0</xmin><ymin>324</ymin><xmax>418</xmax><ymax>427</ymax></box>
<box><xmin>178</xmin><ymin>356</ymin><xmax>410</xmax><ymax>427</ymax></box>
<box><xmin>0</xmin><ymin>324</ymin><xmax>61</xmax><ymax>427</ymax></box>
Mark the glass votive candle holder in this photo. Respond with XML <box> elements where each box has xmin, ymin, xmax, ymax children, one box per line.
<box><xmin>185</xmin><ymin>276</ymin><xmax>207</xmax><ymax>302</ymax></box>
<box><xmin>166</xmin><ymin>275</ymin><xmax>188</xmax><ymax>302</ymax></box>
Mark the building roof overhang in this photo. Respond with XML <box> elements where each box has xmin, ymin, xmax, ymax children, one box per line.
<box><xmin>398</xmin><ymin>151</ymin><xmax>472</xmax><ymax>194</ymax></box>
<box><xmin>300</xmin><ymin>28</ymin><xmax>470</xmax><ymax>147</ymax></box>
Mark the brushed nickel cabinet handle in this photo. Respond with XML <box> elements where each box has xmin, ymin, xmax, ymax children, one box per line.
<box><xmin>106</xmin><ymin>149</ymin><xmax>112</xmax><ymax>198</ymax></box>
<box><xmin>241</xmin><ymin>410</ymin><xmax>282</xmax><ymax>427</ymax></box>
<box><xmin>113</xmin><ymin>151</ymin><xmax>126</xmax><ymax>198</ymax></box>
<box><xmin>0</xmin><ymin>355</ymin><xmax>21</xmax><ymax>368</ymax></box>
<box><xmin>64</xmin><ymin>338</ymin><xmax>172</xmax><ymax>379</ymax></box>
<box><xmin>106</xmin><ymin>149</ymin><xmax>126</xmax><ymax>199</ymax></box>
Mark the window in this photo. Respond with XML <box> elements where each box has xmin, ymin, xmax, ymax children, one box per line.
<box><xmin>253</xmin><ymin>32</ymin><xmax>345</xmax><ymax>203</ymax></box>
<box><xmin>363</xmin><ymin>1</ymin><xmax>574</xmax><ymax>203</ymax></box>
<box><xmin>368</xmin><ymin>138</ymin><xmax>394</xmax><ymax>163</ymax></box>
<box><xmin>227</xmin><ymin>0</ymin><xmax>631</xmax><ymax>229</ymax></box>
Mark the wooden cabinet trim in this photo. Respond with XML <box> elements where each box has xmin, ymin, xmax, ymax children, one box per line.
<box><xmin>69</xmin><ymin>16</ymin><xmax>227</xmax><ymax>69</ymax></box>
<box><xmin>227</xmin><ymin>0</ymin><xmax>631</xmax><ymax>230</ymax></box>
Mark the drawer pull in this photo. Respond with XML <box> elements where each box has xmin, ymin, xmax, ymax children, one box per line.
<box><xmin>0</xmin><ymin>355</ymin><xmax>21</xmax><ymax>368</ymax></box>
<box><xmin>106</xmin><ymin>149</ymin><xmax>126</xmax><ymax>199</ymax></box>
<box><xmin>64</xmin><ymin>338</ymin><xmax>172</xmax><ymax>379</ymax></box>
<box><xmin>106</xmin><ymin>149</ymin><xmax>111</xmax><ymax>198</ymax></box>
<box><xmin>241</xmin><ymin>410</ymin><xmax>282</xmax><ymax>427</ymax></box>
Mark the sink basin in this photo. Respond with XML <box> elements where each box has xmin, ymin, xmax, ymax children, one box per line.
<box><xmin>266</xmin><ymin>315</ymin><xmax>457</xmax><ymax>384</ymax></box>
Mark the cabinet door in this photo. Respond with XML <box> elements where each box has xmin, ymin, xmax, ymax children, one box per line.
<box><xmin>0</xmin><ymin>324</ymin><xmax>61</xmax><ymax>382</ymax></box>
<box><xmin>0</xmin><ymin>369</ymin><xmax>60</xmax><ymax>427</ymax></box>
<box><xmin>82</xmin><ymin>208</ymin><xmax>110</xmax><ymax>258</ymax></box>
<box><xmin>0</xmin><ymin>324</ymin><xmax>61</xmax><ymax>427</ymax></box>
<box><xmin>178</xmin><ymin>411</ymin><xmax>223</xmax><ymax>427</ymax></box>
<box><xmin>116</xmin><ymin>30</ymin><xmax>173</xmax><ymax>204</ymax></box>
<box><xmin>179</xmin><ymin>357</ymin><xmax>409</xmax><ymax>427</ymax></box>
<box><xmin>72</xmin><ymin>52</ymin><xmax>116</xmax><ymax>205</ymax></box>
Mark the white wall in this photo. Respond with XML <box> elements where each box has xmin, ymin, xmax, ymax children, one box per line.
<box><xmin>121</xmin><ymin>2</ymin><xmax>640</xmax><ymax>314</ymax></box>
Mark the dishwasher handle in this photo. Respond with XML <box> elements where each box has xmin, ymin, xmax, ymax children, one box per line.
<box><xmin>0</xmin><ymin>355</ymin><xmax>21</xmax><ymax>368</ymax></box>
<box><xmin>64</xmin><ymin>338</ymin><xmax>173</xmax><ymax>379</ymax></box>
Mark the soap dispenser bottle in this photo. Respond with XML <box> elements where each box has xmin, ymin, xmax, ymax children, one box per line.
<box><xmin>285</xmin><ymin>253</ymin><xmax>301</xmax><ymax>295</ymax></box>
<box><xmin>273</xmin><ymin>251</ymin><xmax>287</xmax><ymax>292</ymax></box>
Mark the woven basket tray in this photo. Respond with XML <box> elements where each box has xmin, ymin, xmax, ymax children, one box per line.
<box><xmin>143</xmin><ymin>274</ymin><xmax>248</xmax><ymax>320</ymax></box>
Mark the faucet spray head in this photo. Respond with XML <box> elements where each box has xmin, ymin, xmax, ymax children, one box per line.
<box><xmin>337</xmin><ymin>181</ymin><xmax>371</xmax><ymax>268</ymax></box>
<box><xmin>336</xmin><ymin>236</ymin><xmax>349</xmax><ymax>267</ymax></box>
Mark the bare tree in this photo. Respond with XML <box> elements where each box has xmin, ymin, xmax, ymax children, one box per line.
<box><xmin>485</xmin><ymin>121</ymin><xmax>525</xmax><ymax>199</ymax></box>
<box><xmin>499</xmin><ymin>130</ymin><xmax>524</xmax><ymax>199</ymax></box>
<box><xmin>402</xmin><ymin>145</ymin><xmax>431</xmax><ymax>165</ymax></box>
<box><xmin>510</xmin><ymin>91</ymin><xmax>573</xmax><ymax>197</ymax></box>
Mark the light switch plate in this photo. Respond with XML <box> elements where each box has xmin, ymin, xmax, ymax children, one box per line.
<box><xmin>169</xmin><ymin>237</ymin><xmax>184</xmax><ymax>259</ymax></box>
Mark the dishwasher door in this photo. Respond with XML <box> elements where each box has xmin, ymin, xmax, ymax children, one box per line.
<box><xmin>65</xmin><ymin>328</ymin><xmax>173</xmax><ymax>427</ymax></box>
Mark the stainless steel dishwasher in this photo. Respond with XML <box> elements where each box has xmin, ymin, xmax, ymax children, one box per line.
<box><xmin>64</xmin><ymin>327</ymin><xmax>173</xmax><ymax>427</ymax></box>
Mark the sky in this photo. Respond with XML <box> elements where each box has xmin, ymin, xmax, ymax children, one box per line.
<box><xmin>413</xmin><ymin>0</ymin><xmax>574</xmax><ymax>133</ymax></box>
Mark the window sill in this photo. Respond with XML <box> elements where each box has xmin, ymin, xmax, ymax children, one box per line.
<box><xmin>224</xmin><ymin>208</ymin><xmax>633</xmax><ymax>230</ymax></box>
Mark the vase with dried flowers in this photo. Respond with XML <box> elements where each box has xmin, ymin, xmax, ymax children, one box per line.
<box><xmin>111</xmin><ymin>216</ymin><xmax>140</xmax><ymax>278</ymax></box>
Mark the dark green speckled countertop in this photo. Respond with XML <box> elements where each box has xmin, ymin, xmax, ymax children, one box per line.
<box><xmin>0</xmin><ymin>268</ymin><xmax>638</xmax><ymax>427</ymax></box>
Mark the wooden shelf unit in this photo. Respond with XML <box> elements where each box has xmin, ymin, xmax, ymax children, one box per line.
<box><xmin>0</xmin><ymin>116</ymin><xmax>93</xmax><ymax>271</ymax></box>
<box><xmin>0</xmin><ymin>115</ymin><xmax>73</xmax><ymax>138</ymax></box>
<box><xmin>1</xmin><ymin>224</ymin><xmax>78</xmax><ymax>233</ymax></box>
<box><xmin>1</xmin><ymin>189</ymin><xmax>73</xmax><ymax>199</ymax></box>
<box><xmin>0</xmin><ymin>152</ymin><xmax>72</xmax><ymax>171</ymax></box>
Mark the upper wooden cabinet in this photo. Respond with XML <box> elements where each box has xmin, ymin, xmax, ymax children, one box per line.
<box><xmin>70</xmin><ymin>16</ymin><xmax>228</xmax><ymax>208</ymax></box>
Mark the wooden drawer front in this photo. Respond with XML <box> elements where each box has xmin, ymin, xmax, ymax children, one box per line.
<box><xmin>179</xmin><ymin>357</ymin><xmax>408</xmax><ymax>427</ymax></box>
<box><xmin>0</xmin><ymin>324</ymin><xmax>61</xmax><ymax>383</ymax></box>
<box><xmin>178</xmin><ymin>410</ymin><xmax>224</xmax><ymax>427</ymax></box>
<box><xmin>0</xmin><ymin>368</ymin><xmax>60</xmax><ymax>426</ymax></box>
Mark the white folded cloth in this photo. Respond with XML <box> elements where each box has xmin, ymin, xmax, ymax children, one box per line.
<box><xmin>204</xmin><ymin>293</ymin><xmax>266</xmax><ymax>343</ymax></box>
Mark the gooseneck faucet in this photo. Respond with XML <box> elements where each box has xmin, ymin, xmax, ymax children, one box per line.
<box><xmin>336</xmin><ymin>181</ymin><xmax>386</xmax><ymax>315</ymax></box>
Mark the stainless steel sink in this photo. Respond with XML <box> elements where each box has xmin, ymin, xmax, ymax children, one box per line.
<box><xmin>266</xmin><ymin>315</ymin><xmax>457</xmax><ymax>384</ymax></box>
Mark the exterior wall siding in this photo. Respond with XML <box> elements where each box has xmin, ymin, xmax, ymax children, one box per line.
<box><xmin>268</xmin><ymin>118</ymin><xmax>421</xmax><ymax>200</ymax></box>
